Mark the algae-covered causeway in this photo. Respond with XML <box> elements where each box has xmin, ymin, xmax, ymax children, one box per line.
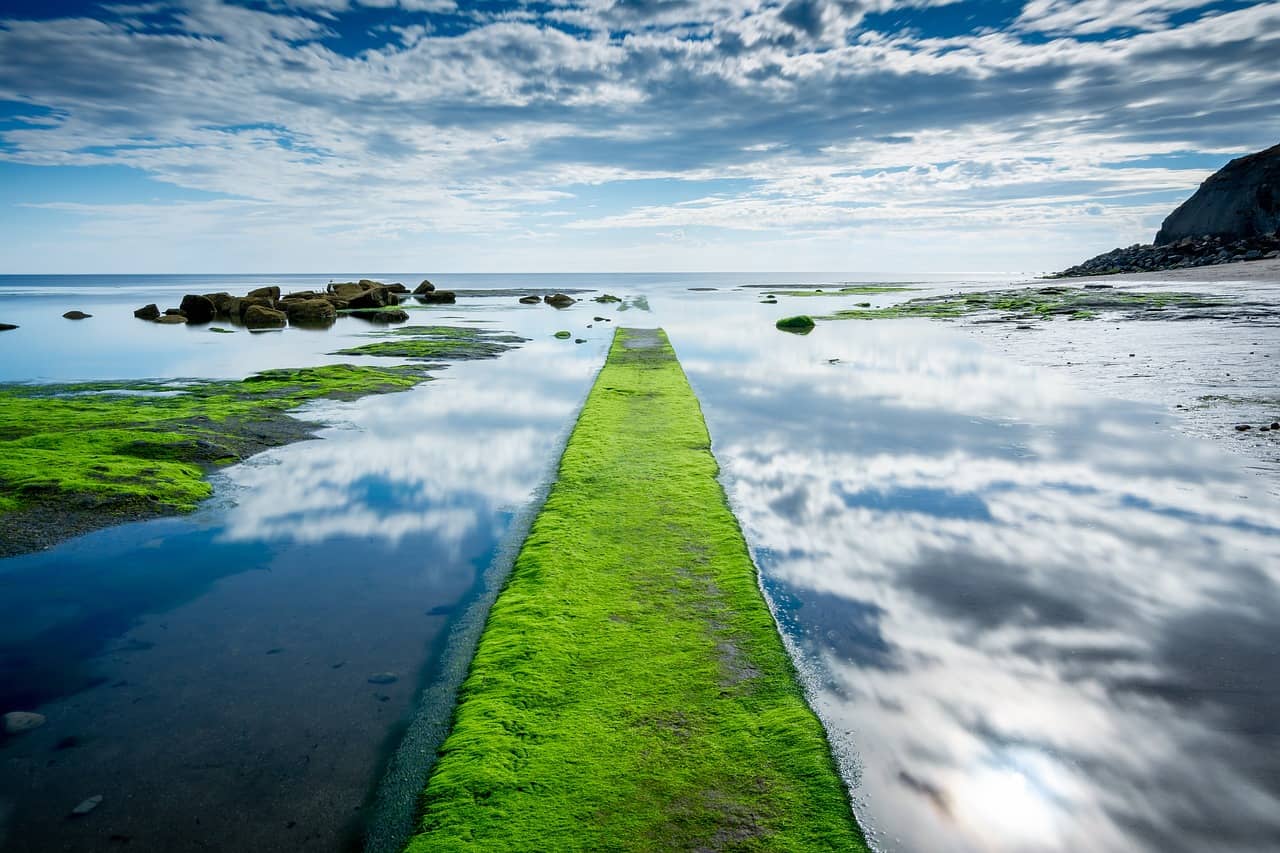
<box><xmin>407</xmin><ymin>328</ymin><xmax>866</xmax><ymax>852</ymax></box>
<box><xmin>0</xmin><ymin>364</ymin><xmax>429</xmax><ymax>557</ymax></box>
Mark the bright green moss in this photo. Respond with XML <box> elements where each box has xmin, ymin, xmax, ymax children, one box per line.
<box><xmin>775</xmin><ymin>315</ymin><xmax>816</xmax><ymax>333</ymax></box>
<box><xmin>0</xmin><ymin>364</ymin><xmax>428</xmax><ymax>556</ymax></box>
<box><xmin>334</xmin><ymin>325</ymin><xmax>528</xmax><ymax>361</ymax></box>
<box><xmin>406</xmin><ymin>328</ymin><xmax>866</xmax><ymax>853</ymax></box>
<box><xmin>823</xmin><ymin>286</ymin><xmax>1227</xmax><ymax>322</ymax></box>
<box><xmin>772</xmin><ymin>285</ymin><xmax>916</xmax><ymax>297</ymax></box>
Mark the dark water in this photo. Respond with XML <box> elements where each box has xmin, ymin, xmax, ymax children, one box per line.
<box><xmin>1</xmin><ymin>273</ymin><xmax>1278</xmax><ymax>852</ymax></box>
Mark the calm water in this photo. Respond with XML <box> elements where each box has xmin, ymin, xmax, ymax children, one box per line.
<box><xmin>1</xmin><ymin>273</ymin><xmax>1277</xmax><ymax>852</ymax></box>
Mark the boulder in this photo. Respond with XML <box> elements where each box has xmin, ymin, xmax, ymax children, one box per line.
<box><xmin>322</xmin><ymin>296</ymin><xmax>350</xmax><ymax>310</ymax></box>
<box><xmin>3</xmin><ymin>711</ymin><xmax>46</xmax><ymax>734</ymax></box>
<box><xmin>236</xmin><ymin>296</ymin><xmax>274</xmax><ymax>321</ymax></box>
<box><xmin>1156</xmin><ymin>143</ymin><xmax>1280</xmax><ymax>245</ymax></box>
<box><xmin>519</xmin><ymin>295</ymin><xmax>542</xmax><ymax>304</ymax></box>
<box><xmin>203</xmin><ymin>293</ymin><xmax>235</xmax><ymax>317</ymax></box>
<box><xmin>363</xmin><ymin>308</ymin><xmax>409</xmax><ymax>323</ymax></box>
<box><xmin>283</xmin><ymin>299</ymin><xmax>337</xmax><ymax>325</ymax></box>
<box><xmin>133</xmin><ymin>304</ymin><xmax>161</xmax><ymax>321</ymax></box>
<box><xmin>329</xmin><ymin>282</ymin><xmax>368</xmax><ymax>300</ymax></box>
<box><xmin>418</xmin><ymin>290</ymin><xmax>456</xmax><ymax>304</ymax></box>
<box><xmin>385</xmin><ymin>283</ymin><xmax>409</xmax><ymax>294</ymax></box>
<box><xmin>155</xmin><ymin>314</ymin><xmax>188</xmax><ymax>325</ymax></box>
<box><xmin>63</xmin><ymin>310</ymin><xmax>92</xmax><ymax>320</ymax></box>
<box><xmin>775</xmin><ymin>315</ymin><xmax>816</xmax><ymax>334</ymax></box>
<box><xmin>358</xmin><ymin>279</ymin><xmax>382</xmax><ymax>289</ymax></box>
<box><xmin>247</xmin><ymin>285</ymin><xmax>281</xmax><ymax>301</ymax></box>
<box><xmin>282</xmin><ymin>290</ymin><xmax>321</xmax><ymax>301</ymax></box>
<box><xmin>179</xmin><ymin>294</ymin><xmax>215</xmax><ymax>324</ymax></box>
<box><xmin>164</xmin><ymin>308</ymin><xmax>186</xmax><ymax>317</ymax></box>
<box><xmin>593</xmin><ymin>294</ymin><xmax>622</xmax><ymax>303</ymax></box>
<box><xmin>414</xmin><ymin>279</ymin><xmax>436</xmax><ymax>295</ymax></box>
<box><xmin>243</xmin><ymin>304</ymin><xmax>287</xmax><ymax>329</ymax></box>
<box><xmin>0</xmin><ymin>323</ymin><xmax>17</xmax><ymax>331</ymax></box>
<box><xmin>544</xmin><ymin>293</ymin><xmax>575</xmax><ymax>308</ymax></box>
<box><xmin>348</xmin><ymin>287</ymin><xmax>392</xmax><ymax>309</ymax></box>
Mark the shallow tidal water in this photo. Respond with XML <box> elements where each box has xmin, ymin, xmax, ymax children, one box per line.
<box><xmin>1</xmin><ymin>272</ymin><xmax>1278</xmax><ymax>852</ymax></box>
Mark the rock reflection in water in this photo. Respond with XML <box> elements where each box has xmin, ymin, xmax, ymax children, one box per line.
<box><xmin>677</xmin><ymin>319</ymin><xmax>1280</xmax><ymax>853</ymax></box>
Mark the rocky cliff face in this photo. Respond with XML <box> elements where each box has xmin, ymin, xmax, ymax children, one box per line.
<box><xmin>1155</xmin><ymin>142</ymin><xmax>1280</xmax><ymax>245</ymax></box>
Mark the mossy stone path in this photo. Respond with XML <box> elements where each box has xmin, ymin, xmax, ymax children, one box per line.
<box><xmin>406</xmin><ymin>328</ymin><xmax>866</xmax><ymax>852</ymax></box>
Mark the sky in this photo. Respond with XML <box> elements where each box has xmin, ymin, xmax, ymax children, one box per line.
<box><xmin>0</xmin><ymin>0</ymin><xmax>1277</xmax><ymax>274</ymax></box>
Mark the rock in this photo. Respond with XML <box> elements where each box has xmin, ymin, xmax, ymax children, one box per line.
<box><xmin>203</xmin><ymin>293</ymin><xmax>235</xmax><ymax>318</ymax></box>
<box><xmin>367</xmin><ymin>672</ymin><xmax>398</xmax><ymax>685</ymax></box>
<box><xmin>209</xmin><ymin>327</ymin><xmax>234</xmax><ymax>334</ymax></box>
<box><xmin>282</xmin><ymin>299</ymin><xmax>337</xmax><ymax>325</ymax></box>
<box><xmin>164</xmin><ymin>308</ymin><xmax>186</xmax><ymax>317</ymax></box>
<box><xmin>0</xmin><ymin>323</ymin><xmax>16</xmax><ymax>331</ymax></box>
<box><xmin>155</xmin><ymin>315</ymin><xmax>188</xmax><ymax>325</ymax></box>
<box><xmin>554</xmin><ymin>330</ymin><xmax>571</xmax><ymax>339</ymax></box>
<box><xmin>1235</xmin><ymin>424</ymin><xmax>1252</xmax><ymax>431</ymax></box>
<box><xmin>3</xmin><ymin>711</ymin><xmax>46</xmax><ymax>734</ymax></box>
<box><xmin>358</xmin><ymin>279</ymin><xmax>381</xmax><ymax>289</ymax></box>
<box><xmin>414</xmin><ymin>280</ymin><xmax>436</xmax><ymax>295</ymax></box>
<box><xmin>545</xmin><ymin>293</ymin><xmax>575</xmax><ymax>308</ymax></box>
<box><xmin>62</xmin><ymin>310</ymin><xmax>92</xmax><ymax>320</ymax></box>
<box><xmin>348</xmin><ymin>287</ymin><xmax>393</xmax><ymax>309</ymax></box>
<box><xmin>179</xmin><ymin>294</ymin><xmax>215</xmax><ymax>324</ymax></box>
<box><xmin>775</xmin><ymin>315</ymin><xmax>815</xmax><ymax>334</ymax></box>
<box><xmin>593</xmin><ymin>294</ymin><xmax>622</xmax><ymax>303</ymax></box>
<box><xmin>1156</xmin><ymin>143</ymin><xmax>1280</xmax><ymax>245</ymax></box>
<box><xmin>418</xmin><ymin>291</ymin><xmax>456</xmax><ymax>304</ymax></box>
<box><xmin>243</xmin><ymin>304</ymin><xmax>287</xmax><ymax>329</ymax></box>
<box><xmin>247</xmin><ymin>285</ymin><xmax>281</xmax><ymax>301</ymax></box>
<box><xmin>70</xmin><ymin>795</ymin><xmax>103</xmax><ymax>817</ymax></box>
<box><xmin>133</xmin><ymin>304</ymin><xmax>160</xmax><ymax>321</ymax></box>
<box><xmin>574</xmin><ymin>338</ymin><xmax>586</xmax><ymax>344</ymax></box>
<box><xmin>593</xmin><ymin>316</ymin><xmax>609</xmax><ymax>322</ymax></box>
<box><xmin>282</xmin><ymin>290</ymin><xmax>321</xmax><ymax>301</ymax></box>
<box><xmin>236</xmin><ymin>296</ymin><xmax>274</xmax><ymax>321</ymax></box>
<box><xmin>385</xmin><ymin>283</ymin><xmax>409</xmax><ymax>294</ymax></box>
<box><xmin>518</xmin><ymin>295</ymin><xmax>542</xmax><ymax>304</ymax></box>
<box><xmin>329</xmin><ymin>282</ymin><xmax>368</xmax><ymax>300</ymax></box>
<box><xmin>362</xmin><ymin>308</ymin><xmax>409</xmax><ymax>323</ymax></box>
<box><xmin>1273</xmin><ymin>422</ymin><xmax>1280</xmax><ymax>430</ymax></box>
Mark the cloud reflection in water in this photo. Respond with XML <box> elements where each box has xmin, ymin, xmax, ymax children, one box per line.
<box><xmin>675</xmin><ymin>318</ymin><xmax>1280</xmax><ymax>853</ymax></box>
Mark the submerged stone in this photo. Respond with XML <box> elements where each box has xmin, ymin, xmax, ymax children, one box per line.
<box><xmin>133</xmin><ymin>304</ymin><xmax>160</xmax><ymax>321</ymax></box>
<box><xmin>70</xmin><ymin>795</ymin><xmax>104</xmax><ymax>816</ymax></box>
<box><xmin>3</xmin><ymin>711</ymin><xmax>46</xmax><ymax>734</ymax></box>
<box><xmin>62</xmin><ymin>310</ymin><xmax>92</xmax><ymax>320</ymax></box>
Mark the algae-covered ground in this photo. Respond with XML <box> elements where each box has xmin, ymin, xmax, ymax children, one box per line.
<box><xmin>770</xmin><ymin>285</ymin><xmax>916</xmax><ymax>297</ymax></box>
<box><xmin>406</xmin><ymin>328</ymin><xmax>866</xmax><ymax>852</ymax></box>
<box><xmin>820</xmin><ymin>285</ymin><xmax>1231</xmax><ymax>322</ymax></box>
<box><xmin>0</xmin><ymin>364</ymin><xmax>428</xmax><ymax>557</ymax></box>
<box><xmin>334</xmin><ymin>325</ymin><xmax>529</xmax><ymax>361</ymax></box>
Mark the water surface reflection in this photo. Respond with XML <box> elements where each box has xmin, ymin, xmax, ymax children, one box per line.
<box><xmin>674</xmin><ymin>317</ymin><xmax>1280</xmax><ymax>853</ymax></box>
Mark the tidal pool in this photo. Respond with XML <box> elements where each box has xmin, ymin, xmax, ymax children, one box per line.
<box><xmin>1</xmin><ymin>273</ymin><xmax>1277</xmax><ymax>852</ymax></box>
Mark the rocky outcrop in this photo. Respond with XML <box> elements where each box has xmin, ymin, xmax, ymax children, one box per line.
<box><xmin>1053</xmin><ymin>232</ymin><xmax>1280</xmax><ymax>277</ymax></box>
<box><xmin>62</xmin><ymin>310</ymin><xmax>92</xmax><ymax>320</ymax></box>
<box><xmin>1056</xmin><ymin>142</ymin><xmax>1280</xmax><ymax>277</ymax></box>
<box><xmin>134</xmin><ymin>304</ymin><xmax>160</xmax><ymax>321</ymax></box>
<box><xmin>417</xmin><ymin>290</ymin><xmax>456</xmax><ymax>304</ymax></box>
<box><xmin>414</xmin><ymin>280</ymin><xmax>436</xmax><ymax>295</ymax></box>
<box><xmin>1156</xmin><ymin>143</ymin><xmax>1280</xmax><ymax>245</ymax></box>
<box><xmin>0</xmin><ymin>323</ymin><xmax>17</xmax><ymax>331</ymax></box>
<box><xmin>248</xmin><ymin>285</ymin><xmax>281</xmax><ymax>301</ymax></box>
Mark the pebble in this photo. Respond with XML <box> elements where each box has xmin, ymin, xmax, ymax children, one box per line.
<box><xmin>367</xmin><ymin>672</ymin><xmax>398</xmax><ymax>685</ymax></box>
<box><xmin>2</xmin><ymin>711</ymin><xmax>46</xmax><ymax>734</ymax></box>
<box><xmin>70</xmin><ymin>795</ymin><xmax>103</xmax><ymax>817</ymax></box>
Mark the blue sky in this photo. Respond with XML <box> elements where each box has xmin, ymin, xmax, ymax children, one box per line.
<box><xmin>0</xmin><ymin>0</ymin><xmax>1277</xmax><ymax>273</ymax></box>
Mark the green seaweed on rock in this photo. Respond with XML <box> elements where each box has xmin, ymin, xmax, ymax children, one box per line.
<box><xmin>406</xmin><ymin>328</ymin><xmax>866</xmax><ymax>853</ymax></box>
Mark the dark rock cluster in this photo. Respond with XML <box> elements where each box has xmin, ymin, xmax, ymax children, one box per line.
<box><xmin>132</xmin><ymin>279</ymin><xmax>452</xmax><ymax>330</ymax></box>
<box><xmin>1052</xmin><ymin>231</ymin><xmax>1280</xmax><ymax>278</ymax></box>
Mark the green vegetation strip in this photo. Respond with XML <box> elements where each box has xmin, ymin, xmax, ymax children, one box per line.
<box><xmin>771</xmin><ymin>285</ymin><xmax>916</xmax><ymax>297</ymax></box>
<box><xmin>334</xmin><ymin>325</ymin><xmax>529</xmax><ymax>361</ymax></box>
<box><xmin>0</xmin><ymin>364</ymin><xmax>428</xmax><ymax>557</ymax></box>
<box><xmin>821</xmin><ymin>285</ymin><xmax>1227</xmax><ymax>322</ymax></box>
<box><xmin>406</xmin><ymin>328</ymin><xmax>865</xmax><ymax>852</ymax></box>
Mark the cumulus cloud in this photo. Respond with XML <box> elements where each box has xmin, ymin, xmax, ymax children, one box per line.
<box><xmin>0</xmin><ymin>0</ymin><xmax>1277</xmax><ymax>271</ymax></box>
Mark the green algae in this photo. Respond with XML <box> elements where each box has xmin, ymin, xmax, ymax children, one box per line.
<box><xmin>0</xmin><ymin>364</ymin><xmax>427</xmax><ymax>557</ymax></box>
<box><xmin>776</xmin><ymin>315</ymin><xmax>816</xmax><ymax>334</ymax></box>
<box><xmin>334</xmin><ymin>325</ymin><xmax>529</xmax><ymax>361</ymax></box>
<box><xmin>772</xmin><ymin>285</ymin><xmax>916</xmax><ymax>297</ymax></box>
<box><xmin>406</xmin><ymin>328</ymin><xmax>865</xmax><ymax>853</ymax></box>
<box><xmin>553</xmin><ymin>331</ymin><xmax>572</xmax><ymax>339</ymax></box>
<box><xmin>822</xmin><ymin>286</ymin><xmax>1228</xmax><ymax>322</ymax></box>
